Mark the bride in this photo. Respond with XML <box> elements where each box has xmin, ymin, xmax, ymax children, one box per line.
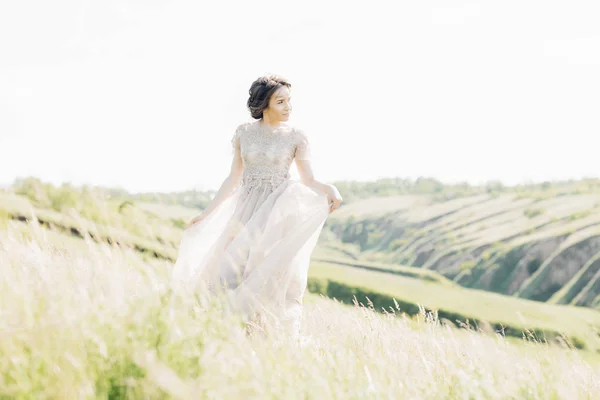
<box><xmin>172</xmin><ymin>74</ymin><xmax>343</xmax><ymax>338</ymax></box>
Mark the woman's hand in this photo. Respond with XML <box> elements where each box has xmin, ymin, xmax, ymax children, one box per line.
<box><xmin>187</xmin><ymin>214</ymin><xmax>207</xmax><ymax>229</ymax></box>
<box><xmin>326</xmin><ymin>184</ymin><xmax>343</xmax><ymax>213</ymax></box>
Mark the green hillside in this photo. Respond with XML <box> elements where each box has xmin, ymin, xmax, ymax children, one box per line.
<box><xmin>326</xmin><ymin>187</ymin><xmax>600</xmax><ymax>308</ymax></box>
<box><xmin>3</xmin><ymin>224</ymin><xmax>599</xmax><ymax>398</ymax></box>
<box><xmin>306</xmin><ymin>260</ymin><xmax>600</xmax><ymax>351</ymax></box>
<box><xmin>3</xmin><ymin>177</ymin><xmax>600</xmax><ymax>353</ymax></box>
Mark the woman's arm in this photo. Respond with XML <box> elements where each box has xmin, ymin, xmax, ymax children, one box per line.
<box><xmin>296</xmin><ymin>158</ymin><xmax>343</xmax><ymax>213</ymax></box>
<box><xmin>293</xmin><ymin>129</ymin><xmax>342</xmax><ymax>213</ymax></box>
<box><xmin>187</xmin><ymin>139</ymin><xmax>244</xmax><ymax>228</ymax></box>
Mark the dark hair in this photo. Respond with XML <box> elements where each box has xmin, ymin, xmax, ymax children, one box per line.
<box><xmin>246</xmin><ymin>74</ymin><xmax>292</xmax><ymax>119</ymax></box>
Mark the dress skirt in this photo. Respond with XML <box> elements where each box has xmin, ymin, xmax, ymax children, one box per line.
<box><xmin>171</xmin><ymin>178</ymin><xmax>330</xmax><ymax>336</ymax></box>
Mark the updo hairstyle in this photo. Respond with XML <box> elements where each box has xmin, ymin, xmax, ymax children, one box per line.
<box><xmin>246</xmin><ymin>74</ymin><xmax>292</xmax><ymax>119</ymax></box>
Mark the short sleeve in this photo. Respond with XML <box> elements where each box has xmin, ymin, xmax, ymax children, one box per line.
<box><xmin>294</xmin><ymin>129</ymin><xmax>311</xmax><ymax>161</ymax></box>
<box><xmin>231</xmin><ymin>125</ymin><xmax>242</xmax><ymax>155</ymax></box>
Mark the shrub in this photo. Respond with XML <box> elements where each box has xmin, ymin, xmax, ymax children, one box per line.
<box><xmin>524</xmin><ymin>208</ymin><xmax>543</xmax><ymax>218</ymax></box>
<box><xmin>13</xmin><ymin>177</ymin><xmax>51</xmax><ymax>207</ymax></box>
<box><xmin>49</xmin><ymin>184</ymin><xmax>79</xmax><ymax>212</ymax></box>
<box><xmin>568</xmin><ymin>211</ymin><xmax>592</xmax><ymax>221</ymax></box>
<box><xmin>459</xmin><ymin>260</ymin><xmax>477</xmax><ymax>272</ymax></box>
<box><xmin>388</xmin><ymin>238</ymin><xmax>408</xmax><ymax>251</ymax></box>
<box><xmin>527</xmin><ymin>258</ymin><xmax>542</xmax><ymax>275</ymax></box>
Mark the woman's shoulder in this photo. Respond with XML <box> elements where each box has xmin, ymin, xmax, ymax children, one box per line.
<box><xmin>235</xmin><ymin>120</ymin><xmax>256</xmax><ymax>133</ymax></box>
<box><xmin>290</xmin><ymin>125</ymin><xmax>309</xmax><ymax>142</ymax></box>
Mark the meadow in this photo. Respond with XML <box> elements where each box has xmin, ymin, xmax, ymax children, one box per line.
<box><xmin>3</xmin><ymin>178</ymin><xmax>600</xmax><ymax>398</ymax></box>
<box><xmin>1</xmin><ymin>224</ymin><xmax>599</xmax><ymax>399</ymax></box>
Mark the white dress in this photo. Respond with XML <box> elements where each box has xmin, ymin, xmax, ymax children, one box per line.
<box><xmin>172</xmin><ymin>120</ymin><xmax>330</xmax><ymax>336</ymax></box>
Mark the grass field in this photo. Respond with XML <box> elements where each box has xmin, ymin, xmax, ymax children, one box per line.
<box><xmin>5</xmin><ymin>182</ymin><xmax>600</xmax><ymax>397</ymax></box>
<box><xmin>4</xmin><ymin>189</ymin><xmax>600</xmax><ymax>352</ymax></box>
<box><xmin>1</xmin><ymin>225</ymin><xmax>600</xmax><ymax>398</ymax></box>
<box><xmin>306</xmin><ymin>260</ymin><xmax>600</xmax><ymax>352</ymax></box>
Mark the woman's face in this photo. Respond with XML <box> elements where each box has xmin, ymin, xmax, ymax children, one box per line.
<box><xmin>264</xmin><ymin>86</ymin><xmax>292</xmax><ymax>122</ymax></box>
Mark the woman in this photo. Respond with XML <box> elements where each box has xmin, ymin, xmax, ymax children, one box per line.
<box><xmin>172</xmin><ymin>74</ymin><xmax>343</xmax><ymax>338</ymax></box>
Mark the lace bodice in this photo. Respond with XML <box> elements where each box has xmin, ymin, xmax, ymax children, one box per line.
<box><xmin>231</xmin><ymin>120</ymin><xmax>311</xmax><ymax>191</ymax></box>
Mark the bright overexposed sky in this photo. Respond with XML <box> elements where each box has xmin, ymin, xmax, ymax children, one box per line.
<box><xmin>1</xmin><ymin>0</ymin><xmax>599</xmax><ymax>193</ymax></box>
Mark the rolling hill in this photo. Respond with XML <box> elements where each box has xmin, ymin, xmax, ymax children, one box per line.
<box><xmin>3</xmin><ymin>178</ymin><xmax>600</xmax><ymax>352</ymax></box>
<box><xmin>326</xmin><ymin>189</ymin><xmax>600</xmax><ymax>308</ymax></box>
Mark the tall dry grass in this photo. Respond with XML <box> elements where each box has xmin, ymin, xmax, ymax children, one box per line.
<box><xmin>1</xmin><ymin>221</ymin><xmax>599</xmax><ymax>399</ymax></box>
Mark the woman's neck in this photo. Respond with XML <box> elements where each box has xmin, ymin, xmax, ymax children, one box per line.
<box><xmin>259</xmin><ymin>117</ymin><xmax>283</xmax><ymax>128</ymax></box>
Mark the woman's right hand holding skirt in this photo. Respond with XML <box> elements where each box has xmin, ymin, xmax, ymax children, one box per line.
<box><xmin>187</xmin><ymin>214</ymin><xmax>207</xmax><ymax>229</ymax></box>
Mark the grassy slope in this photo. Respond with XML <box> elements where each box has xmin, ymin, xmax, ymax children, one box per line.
<box><xmin>0</xmin><ymin>192</ymin><xmax>181</xmax><ymax>260</ymax></box>
<box><xmin>307</xmin><ymin>260</ymin><xmax>600</xmax><ymax>352</ymax></box>
<box><xmin>550</xmin><ymin>251</ymin><xmax>600</xmax><ymax>304</ymax></box>
<box><xmin>327</xmin><ymin>192</ymin><xmax>600</xmax><ymax>305</ymax></box>
<box><xmin>4</xmin><ymin>190</ymin><xmax>600</xmax><ymax>352</ymax></box>
<box><xmin>3</xmin><ymin>226</ymin><xmax>600</xmax><ymax>398</ymax></box>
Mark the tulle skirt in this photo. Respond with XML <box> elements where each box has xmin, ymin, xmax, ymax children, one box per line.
<box><xmin>171</xmin><ymin>178</ymin><xmax>330</xmax><ymax>336</ymax></box>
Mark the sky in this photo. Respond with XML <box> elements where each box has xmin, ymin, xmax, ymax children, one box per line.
<box><xmin>1</xmin><ymin>0</ymin><xmax>599</xmax><ymax>193</ymax></box>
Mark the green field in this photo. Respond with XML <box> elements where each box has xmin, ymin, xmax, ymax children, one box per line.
<box><xmin>2</xmin><ymin>229</ymin><xmax>599</xmax><ymax>398</ymax></box>
<box><xmin>4</xmin><ymin>179</ymin><xmax>600</xmax><ymax>354</ymax></box>
<box><xmin>3</xmin><ymin>179</ymin><xmax>600</xmax><ymax>397</ymax></box>
<box><xmin>306</xmin><ymin>259</ymin><xmax>600</xmax><ymax>352</ymax></box>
